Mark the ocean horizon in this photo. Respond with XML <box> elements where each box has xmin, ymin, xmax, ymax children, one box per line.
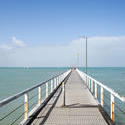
<box><xmin>0</xmin><ymin>67</ymin><xmax>125</xmax><ymax>124</ymax></box>
<box><xmin>0</xmin><ymin>67</ymin><xmax>125</xmax><ymax>101</ymax></box>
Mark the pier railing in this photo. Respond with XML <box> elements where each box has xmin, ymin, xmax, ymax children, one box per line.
<box><xmin>77</xmin><ymin>69</ymin><xmax>125</xmax><ymax>125</ymax></box>
<box><xmin>0</xmin><ymin>69</ymin><xmax>71</xmax><ymax>125</ymax></box>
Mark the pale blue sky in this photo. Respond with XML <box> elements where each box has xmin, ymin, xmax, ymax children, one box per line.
<box><xmin>0</xmin><ymin>0</ymin><xmax>125</xmax><ymax>67</ymax></box>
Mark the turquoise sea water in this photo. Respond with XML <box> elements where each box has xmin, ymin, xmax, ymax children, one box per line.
<box><xmin>0</xmin><ymin>67</ymin><xmax>125</xmax><ymax>125</ymax></box>
<box><xmin>79</xmin><ymin>67</ymin><xmax>125</xmax><ymax>125</ymax></box>
<box><xmin>1</xmin><ymin>67</ymin><xmax>125</xmax><ymax>101</ymax></box>
<box><xmin>0</xmin><ymin>67</ymin><xmax>68</xmax><ymax>125</ymax></box>
<box><xmin>0</xmin><ymin>67</ymin><xmax>67</xmax><ymax>101</ymax></box>
<box><xmin>79</xmin><ymin>67</ymin><xmax>125</xmax><ymax>96</ymax></box>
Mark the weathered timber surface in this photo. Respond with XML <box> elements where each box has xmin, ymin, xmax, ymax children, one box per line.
<box><xmin>31</xmin><ymin>70</ymin><xmax>108</xmax><ymax>125</ymax></box>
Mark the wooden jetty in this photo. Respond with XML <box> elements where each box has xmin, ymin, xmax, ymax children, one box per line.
<box><xmin>1</xmin><ymin>68</ymin><xmax>125</xmax><ymax>125</ymax></box>
<box><xmin>31</xmin><ymin>69</ymin><xmax>108</xmax><ymax>125</ymax></box>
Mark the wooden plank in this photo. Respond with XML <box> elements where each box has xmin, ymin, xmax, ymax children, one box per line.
<box><xmin>31</xmin><ymin>70</ymin><xmax>108</xmax><ymax>125</ymax></box>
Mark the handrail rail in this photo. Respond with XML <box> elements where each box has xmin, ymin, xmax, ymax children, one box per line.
<box><xmin>76</xmin><ymin>68</ymin><xmax>125</xmax><ymax>123</ymax></box>
<box><xmin>0</xmin><ymin>69</ymin><xmax>68</xmax><ymax>107</ymax></box>
<box><xmin>23</xmin><ymin>70</ymin><xmax>72</xmax><ymax>125</ymax></box>
<box><xmin>88</xmin><ymin>75</ymin><xmax>125</xmax><ymax>102</ymax></box>
<box><xmin>76</xmin><ymin>69</ymin><xmax>125</xmax><ymax>102</ymax></box>
<box><xmin>0</xmin><ymin>69</ymin><xmax>72</xmax><ymax>125</ymax></box>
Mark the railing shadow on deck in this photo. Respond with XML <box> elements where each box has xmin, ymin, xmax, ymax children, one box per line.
<box><xmin>65</xmin><ymin>103</ymin><xmax>98</xmax><ymax>108</ymax></box>
<box><xmin>77</xmin><ymin>68</ymin><xmax>125</xmax><ymax>125</ymax></box>
<box><xmin>36</xmin><ymin>88</ymin><xmax>62</xmax><ymax>125</ymax></box>
<box><xmin>0</xmin><ymin>69</ymin><xmax>72</xmax><ymax>125</ymax></box>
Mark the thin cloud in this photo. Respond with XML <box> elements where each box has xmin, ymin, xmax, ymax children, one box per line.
<box><xmin>0</xmin><ymin>36</ymin><xmax>26</xmax><ymax>51</ymax></box>
<box><xmin>0</xmin><ymin>36</ymin><xmax>125</xmax><ymax>67</ymax></box>
<box><xmin>0</xmin><ymin>44</ymin><xmax>13</xmax><ymax>50</ymax></box>
<box><xmin>12</xmin><ymin>36</ymin><xmax>26</xmax><ymax>48</ymax></box>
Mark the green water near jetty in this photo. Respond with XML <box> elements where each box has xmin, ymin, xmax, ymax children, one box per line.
<box><xmin>79</xmin><ymin>67</ymin><xmax>125</xmax><ymax>125</ymax></box>
<box><xmin>0</xmin><ymin>67</ymin><xmax>125</xmax><ymax>125</ymax></box>
<box><xmin>0</xmin><ymin>67</ymin><xmax>67</xmax><ymax>101</ymax></box>
<box><xmin>79</xmin><ymin>67</ymin><xmax>125</xmax><ymax>96</ymax></box>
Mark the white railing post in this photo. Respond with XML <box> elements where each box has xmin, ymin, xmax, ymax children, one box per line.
<box><xmin>111</xmin><ymin>94</ymin><xmax>115</xmax><ymax>122</ymax></box>
<box><xmin>54</xmin><ymin>78</ymin><xmax>56</xmax><ymax>89</ymax></box>
<box><xmin>87</xmin><ymin>77</ymin><xmax>89</xmax><ymax>88</ymax></box>
<box><xmin>95</xmin><ymin>83</ymin><xmax>97</xmax><ymax>98</ymax></box>
<box><xmin>101</xmin><ymin>86</ymin><xmax>103</xmax><ymax>106</ymax></box>
<box><xmin>24</xmin><ymin>93</ymin><xmax>28</xmax><ymax>120</ymax></box>
<box><xmin>87</xmin><ymin>76</ymin><xmax>88</xmax><ymax>85</ymax></box>
<box><xmin>55</xmin><ymin>77</ymin><xmax>57</xmax><ymax>87</ymax></box>
<box><xmin>58</xmin><ymin>77</ymin><xmax>59</xmax><ymax>85</ymax></box>
<box><xmin>60</xmin><ymin>75</ymin><xmax>62</xmax><ymax>82</ymax></box>
<box><xmin>89</xmin><ymin>79</ymin><xmax>91</xmax><ymax>90</ymax></box>
<box><xmin>57</xmin><ymin>77</ymin><xmax>58</xmax><ymax>86</ymax></box>
<box><xmin>56</xmin><ymin>77</ymin><xmax>58</xmax><ymax>86</ymax></box>
<box><xmin>85</xmin><ymin>75</ymin><xmax>87</xmax><ymax>85</ymax></box>
<box><xmin>86</xmin><ymin>78</ymin><xmax>89</xmax><ymax>87</ymax></box>
<box><xmin>46</xmin><ymin>82</ymin><xmax>48</xmax><ymax>98</ymax></box>
<box><xmin>51</xmin><ymin>79</ymin><xmax>53</xmax><ymax>93</ymax></box>
<box><xmin>53</xmin><ymin>79</ymin><xmax>54</xmax><ymax>90</ymax></box>
<box><xmin>62</xmin><ymin>82</ymin><xmax>65</xmax><ymax>107</ymax></box>
<box><xmin>91</xmin><ymin>80</ymin><xmax>93</xmax><ymax>93</ymax></box>
<box><xmin>58</xmin><ymin>76</ymin><xmax>60</xmax><ymax>84</ymax></box>
<box><xmin>88</xmin><ymin>78</ymin><xmax>89</xmax><ymax>88</ymax></box>
<box><xmin>56</xmin><ymin>77</ymin><xmax>57</xmax><ymax>88</ymax></box>
<box><xmin>38</xmin><ymin>87</ymin><xmax>41</xmax><ymax>105</ymax></box>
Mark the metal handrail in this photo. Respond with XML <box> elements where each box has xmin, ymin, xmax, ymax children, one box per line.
<box><xmin>0</xmin><ymin>70</ymin><xmax>67</xmax><ymax>107</ymax></box>
<box><xmin>76</xmin><ymin>68</ymin><xmax>125</xmax><ymax>123</ymax></box>
<box><xmin>76</xmin><ymin>69</ymin><xmax>125</xmax><ymax>102</ymax></box>
<box><xmin>0</xmin><ymin>69</ymin><xmax>71</xmax><ymax>124</ymax></box>
<box><xmin>0</xmin><ymin>69</ymin><xmax>71</xmax><ymax>125</ymax></box>
<box><xmin>88</xmin><ymin>76</ymin><xmax>125</xmax><ymax>102</ymax></box>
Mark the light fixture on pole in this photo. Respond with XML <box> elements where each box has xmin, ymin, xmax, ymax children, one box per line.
<box><xmin>80</xmin><ymin>36</ymin><xmax>88</xmax><ymax>75</ymax></box>
<box><xmin>80</xmin><ymin>36</ymin><xmax>88</xmax><ymax>85</ymax></box>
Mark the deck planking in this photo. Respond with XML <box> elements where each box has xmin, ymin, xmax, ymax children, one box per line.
<box><xmin>31</xmin><ymin>70</ymin><xmax>108</xmax><ymax>125</ymax></box>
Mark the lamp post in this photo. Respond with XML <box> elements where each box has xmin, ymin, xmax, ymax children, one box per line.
<box><xmin>85</xmin><ymin>37</ymin><xmax>88</xmax><ymax>75</ymax></box>
<box><xmin>80</xmin><ymin>36</ymin><xmax>88</xmax><ymax>75</ymax></box>
<box><xmin>80</xmin><ymin>36</ymin><xmax>88</xmax><ymax>84</ymax></box>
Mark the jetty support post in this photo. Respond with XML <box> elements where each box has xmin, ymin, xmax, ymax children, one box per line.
<box><xmin>86</xmin><ymin>75</ymin><xmax>87</xmax><ymax>89</ymax></box>
<box><xmin>89</xmin><ymin>79</ymin><xmax>91</xmax><ymax>90</ymax></box>
<box><xmin>101</xmin><ymin>86</ymin><xmax>103</xmax><ymax>106</ymax></box>
<box><xmin>57</xmin><ymin>77</ymin><xmax>58</xmax><ymax>86</ymax></box>
<box><xmin>111</xmin><ymin>94</ymin><xmax>115</xmax><ymax>122</ymax></box>
<box><xmin>88</xmin><ymin>77</ymin><xmax>89</xmax><ymax>87</ymax></box>
<box><xmin>46</xmin><ymin>82</ymin><xmax>48</xmax><ymax>98</ymax></box>
<box><xmin>59</xmin><ymin>76</ymin><xmax>60</xmax><ymax>84</ymax></box>
<box><xmin>56</xmin><ymin>77</ymin><xmax>57</xmax><ymax>87</ymax></box>
<box><xmin>95</xmin><ymin>83</ymin><xmax>97</xmax><ymax>99</ymax></box>
<box><xmin>58</xmin><ymin>76</ymin><xmax>59</xmax><ymax>85</ymax></box>
<box><xmin>24</xmin><ymin>93</ymin><xmax>28</xmax><ymax>120</ymax></box>
<box><xmin>51</xmin><ymin>79</ymin><xmax>53</xmax><ymax>93</ymax></box>
<box><xmin>91</xmin><ymin>80</ymin><xmax>93</xmax><ymax>93</ymax></box>
<box><xmin>38</xmin><ymin>86</ymin><xmax>42</xmax><ymax>105</ymax></box>
<box><xmin>54</xmin><ymin>78</ymin><xmax>56</xmax><ymax>89</ymax></box>
<box><xmin>89</xmin><ymin>78</ymin><xmax>90</xmax><ymax>88</ymax></box>
<box><xmin>87</xmin><ymin>77</ymin><xmax>88</xmax><ymax>87</ymax></box>
<box><xmin>62</xmin><ymin>82</ymin><xmax>65</xmax><ymax>107</ymax></box>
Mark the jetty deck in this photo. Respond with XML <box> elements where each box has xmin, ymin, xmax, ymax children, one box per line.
<box><xmin>31</xmin><ymin>70</ymin><xmax>108</xmax><ymax>125</ymax></box>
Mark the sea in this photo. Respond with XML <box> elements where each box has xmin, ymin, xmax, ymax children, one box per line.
<box><xmin>0</xmin><ymin>67</ymin><xmax>125</xmax><ymax>125</ymax></box>
<box><xmin>0</xmin><ymin>67</ymin><xmax>67</xmax><ymax>101</ymax></box>
<box><xmin>80</xmin><ymin>67</ymin><xmax>125</xmax><ymax>96</ymax></box>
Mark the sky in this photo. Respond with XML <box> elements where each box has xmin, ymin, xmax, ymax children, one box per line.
<box><xmin>0</xmin><ymin>0</ymin><xmax>125</xmax><ymax>67</ymax></box>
